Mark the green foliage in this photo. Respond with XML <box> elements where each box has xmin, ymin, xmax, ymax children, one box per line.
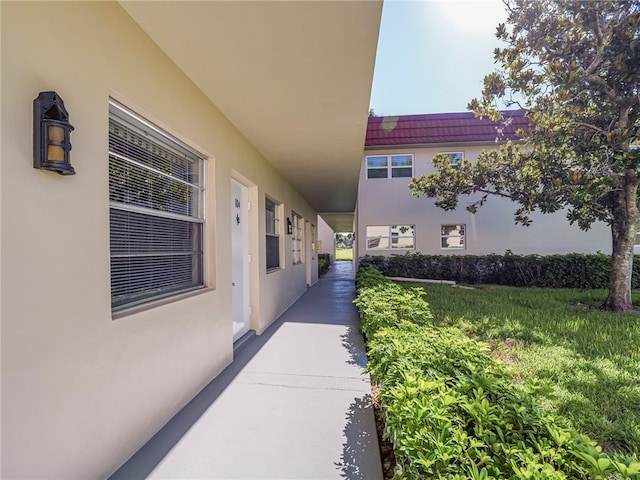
<box><xmin>420</xmin><ymin>281</ymin><xmax>640</xmax><ymax>455</ymax></box>
<box><xmin>409</xmin><ymin>0</ymin><xmax>640</xmax><ymax>311</ymax></box>
<box><xmin>335</xmin><ymin>233</ymin><xmax>354</xmax><ymax>249</ymax></box>
<box><xmin>355</xmin><ymin>266</ymin><xmax>387</xmax><ymax>292</ymax></box>
<box><xmin>318</xmin><ymin>253</ymin><xmax>330</xmax><ymax>276</ymax></box>
<box><xmin>354</xmin><ymin>268</ymin><xmax>640</xmax><ymax>479</ymax></box>
<box><xmin>354</xmin><ymin>270</ymin><xmax>431</xmax><ymax>337</ymax></box>
<box><xmin>359</xmin><ymin>252</ymin><xmax>640</xmax><ymax>289</ymax></box>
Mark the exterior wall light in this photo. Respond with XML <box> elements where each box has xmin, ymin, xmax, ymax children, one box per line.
<box><xmin>287</xmin><ymin>217</ymin><xmax>293</xmax><ymax>235</ymax></box>
<box><xmin>33</xmin><ymin>91</ymin><xmax>76</xmax><ymax>175</ymax></box>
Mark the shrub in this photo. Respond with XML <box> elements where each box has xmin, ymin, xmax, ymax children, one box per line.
<box><xmin>354</xmin><ymin>267</ymin><xmax>640</xmax><ymax>479</ymax></box>
<box><xmin>355</xmin><ymin>266</ymin><xmax>387</xmax><ymax>292</ymax></box>
<box><xmin>354</xmin><ymin>283</ymin><xmax>431</xmax><ymax>337</ymax></box>
<box><xmin>318</xmin><ymin>253</ymin><xmax>330</xmax><ymax>276</ymax></box>
<box><xmin>358</xmin><ymin>252</ymin><xmax>640</xmax><ymax>289</ymax></box>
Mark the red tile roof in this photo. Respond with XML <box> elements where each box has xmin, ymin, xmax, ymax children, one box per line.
<box><xmin>365</xmin><ymin>110</ymin><xmax>529</xmax><ymax>147</ymax></box>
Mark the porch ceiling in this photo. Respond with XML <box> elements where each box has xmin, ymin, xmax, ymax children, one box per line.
<box><xmin>119</xmin><ymin>1</ymin><xmax>382</xmax><ymax>231</ymax></box>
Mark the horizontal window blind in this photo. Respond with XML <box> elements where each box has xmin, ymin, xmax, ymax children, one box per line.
<box><xmin>265</xmin><ymin>197</ymin><xmax>280</xmax><ymax>270</ymax></box>
<box><xmin>366</xmin><ymin>154</ymin><xmax>413</xmax><ymax>178</ymax></box>
<box><xmin>266</xmin><ymin>234</ymin><xmax>280</xmax><ymax>270</ymax></box>
<box><xmin>109</xmin><ymin>101</ymin><xmax>206</xmax><ymax>311</ymax></box>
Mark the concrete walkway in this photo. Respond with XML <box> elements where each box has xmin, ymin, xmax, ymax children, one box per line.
<box><xmin>110</xmin><ymin>262</ymin><xmax>382</xmax><ymax>480</ymax></box>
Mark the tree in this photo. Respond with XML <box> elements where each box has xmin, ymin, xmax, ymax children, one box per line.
<box><xmin>335</xmin><ymin>233</ymin><xmax>354</xmax><ymax>248</ymax></box>
<box><xmin>409</xmin><ymin>0</ymin><xmax>640</xmax><ymax>311</ymax></box>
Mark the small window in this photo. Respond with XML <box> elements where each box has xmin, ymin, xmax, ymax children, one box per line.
<box><xmin>366</xmin><ymin>225</ymin><xmax>415</xmax><ymax>250</ymax></box>
<box><xmin>366</xmin><ymin>154</ymin><xmax>413</xmax><ymax>178</ymax></box>
<box><xmin>391</xmin><ymin>155</ymin><xmax>413</xmax><ymax>178</ymax></box>
<box><xmin>266</xmin><ymin>197</ymin><xmax>281</xmax><ymax>271</ymax></box>
<box><xmin>441</xmin><ymin>224</ymin><xmax>465</xmax><ymax>249</ymax></box>
<box><xmin>366</xmin><ymin>156</ymin><xmax>388</xmax><ymax>179</ymax></box>
<box><xmin>443</xmin><ymin>152</ymin><xmax>464</xmax><ymax>170</ymax></box>
<box><xmin>292</xmin><ymin>212</ymin><xmax>304</xmax><ymax>264</ymax></box>
<box><xmin>108</xmin><ymin>100</ymin><xmax>206</xmax><ymax>312</ymax></box>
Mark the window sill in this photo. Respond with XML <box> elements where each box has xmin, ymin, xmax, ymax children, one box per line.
<box><xmin>266</xmin><ymin>267</ymin><xmax>281</xmax><ymax>274</ymax></box>
<box><xmin>365</xmin><ymin>177</ymin><xmax>414</xmax><ymax>180</ymax></box>
<box><xmin>112</xmin><ymin>287</ymin><xmax>213</xmax><ymax>320</ymax></box>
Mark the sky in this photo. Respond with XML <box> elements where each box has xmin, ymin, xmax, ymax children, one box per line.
<box><xmin>369</xmin><ymin>0</ymin><xmax>509</xmax><ymax>116</ymax></box>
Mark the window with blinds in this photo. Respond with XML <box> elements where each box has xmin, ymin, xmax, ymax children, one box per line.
<box><xmin>108</xmin><ymin>100</ymin><xmax>206</xmax><ymax>311</ymax></box>
<box><xmin>265</xmin><ymin>197</ymin><xmax>280</xmax><ymax>271</ymax></box>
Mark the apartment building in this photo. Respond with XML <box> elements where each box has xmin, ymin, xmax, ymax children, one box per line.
<box><xmin>355</xmin><ymin>111</ymin><xmax>611</xmax><ymax>261</ymax></box>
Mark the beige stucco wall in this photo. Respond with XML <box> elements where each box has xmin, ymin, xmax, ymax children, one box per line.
<box><xmin>1</xmin><ymin>2</ymin><xmax>317</xmax><ymax>478</ymax></box>
<box><xmin>317</xmin><ymin>215</ymin><xmax>336</xmax><ymax>263</ymax></box>
<box><xmin>357</xmin><ymin>145</ymin><xmax>611</xmax><ymax>258</ymax></box>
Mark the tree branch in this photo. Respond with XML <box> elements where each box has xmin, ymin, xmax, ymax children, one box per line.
<box><xmin>476</xmin><ymin>187</ymin><xmax>514</xmax><ymax>199</ymax></box>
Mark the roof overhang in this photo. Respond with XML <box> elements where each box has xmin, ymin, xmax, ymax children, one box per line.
<box><xmin>119</xmin><ymin>1</ymin><xmax>383</xmax><ymax>232</ymax></box>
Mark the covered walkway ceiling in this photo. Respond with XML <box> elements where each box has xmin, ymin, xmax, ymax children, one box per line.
<box><xmin>120</xmin><ymin>1</ymin><xmax>383</xmax><ymax>232</ymax></box>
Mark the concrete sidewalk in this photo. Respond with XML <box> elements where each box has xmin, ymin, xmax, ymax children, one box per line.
<box><xmin>110</xmin><ymin>262</ymin><xmax>382</xmax><ymax>480</ymax></box>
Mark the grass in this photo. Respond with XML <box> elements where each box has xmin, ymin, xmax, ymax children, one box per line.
<box><xmin>335</xmin><ymin>248</ymin><xmax>353</xmax><ymax>261</ymax></box>
<box><xmin>408</xmin><ymin>282</ymin><xmax>640</xmax><ymax>457</ymax></box>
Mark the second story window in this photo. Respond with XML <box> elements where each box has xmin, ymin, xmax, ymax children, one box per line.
<box><xmin>366</xmin><ymin>154</ymin><xmax>413</xmax><ymax>179</ymax></box>
<box><xmin>442</xmin><ymin>152</ymin><xmax>464</xmax><ymax>170</ymax></box>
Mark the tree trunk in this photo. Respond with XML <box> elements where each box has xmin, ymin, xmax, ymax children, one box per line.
<box><xmin>603</xmin><ymin>177</ymin><xmax>640</xmax><ymax>312</ymax></box>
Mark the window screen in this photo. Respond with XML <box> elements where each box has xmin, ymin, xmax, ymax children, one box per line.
<box><xmin>109</xmin><ymin>101</ymin><xmax>206</xmax><ymax>311</ymax></box>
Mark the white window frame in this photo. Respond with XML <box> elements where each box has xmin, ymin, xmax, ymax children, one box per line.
<box><xmin>366</xmin><ymin>225</ymin><xmax>415</xmax><ymax>250</ymax></box>
<box><xmin>440</xmin><ymin>224</ymin><xmax>466</xmax><ymax>250</ymax></box>
<box><xmin>292</xmin><ymin>212</ymin><xmax>304</xmax><ymax>264</ymax></box>
<box><xmin>366</xmin><ymin>154</ymin><xmax>414</xmax><ymax>179</ymax></box>
<box><xmin>442</xmin><ymin>152</ymin><xmax>464</xmax><ymax>170</ymax></box>
<box><xmin>266</xmin><ymin>196</ymin><xmax>282</xmax><ymax>272</ymax></box>
<box><xmin>108</xmin><ymin>100</ymin><xmax>206</xmax><ymax>312</ymax></box>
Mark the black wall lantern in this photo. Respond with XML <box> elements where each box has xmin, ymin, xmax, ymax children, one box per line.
<box><xmin>287</xmin><ymin>217</ymin><xmax>293</xmax><ymax>235</ymax></box>
<box><xmin>33</xmin><ymin>91</ymin><xmax>76</xmax><ymax>175</ymax></box>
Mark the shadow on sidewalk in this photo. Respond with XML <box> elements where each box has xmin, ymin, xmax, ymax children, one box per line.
<box><xmin>336</xmin><ymin>395</ymin><xmax>380</xmax><ymax>479</ymax></box>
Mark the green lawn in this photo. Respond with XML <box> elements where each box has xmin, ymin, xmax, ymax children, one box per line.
<box><xmin>335</xmin><ymin>248</ymin><xmax>353</xmax><ymax>261</ymax></box>
<box><xmin>413</xmin><ymin>283</ymin><xmax>640</xmax><ymax>456</ymax></box>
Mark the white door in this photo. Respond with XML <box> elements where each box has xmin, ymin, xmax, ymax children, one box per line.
<box><xmin>231</xmin><ymin>179</ymin><xmax>250</xmax><ymax>341</ymax></box>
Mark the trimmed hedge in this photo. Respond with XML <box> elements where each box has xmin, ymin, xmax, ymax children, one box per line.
<box><xmin>354</xmin><ymin>267</ymin><xmax>640</xmax><ymax>479</ymax></box>
<box><xmin>359</xmin><ymin>252</ymin><xmax>640</xmax><ymax>289</ymax></box>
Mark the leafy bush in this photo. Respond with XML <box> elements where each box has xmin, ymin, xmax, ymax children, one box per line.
<box><xmin>318</xmin><ymin>253</ymin><xmax>330</xmax><ymax>276</ymax></box>
<box><xmin>354</xmin><ymin>285</ymin><xmax>431</xmax><ymax>337</ymax></box>
<box><xmin>359</xmin><ymin>252</ymin><xmax>640</xmax><ymax>289</ymax></box>
<box><xmin>355</xmin><ymin>266</ymin><xmax>386</xmax><ymax>292</ymax></box>
<box><xmin>354</xmin><ymin>267</ymin><xmax>640</xmax><ymax>479</ymax></box>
